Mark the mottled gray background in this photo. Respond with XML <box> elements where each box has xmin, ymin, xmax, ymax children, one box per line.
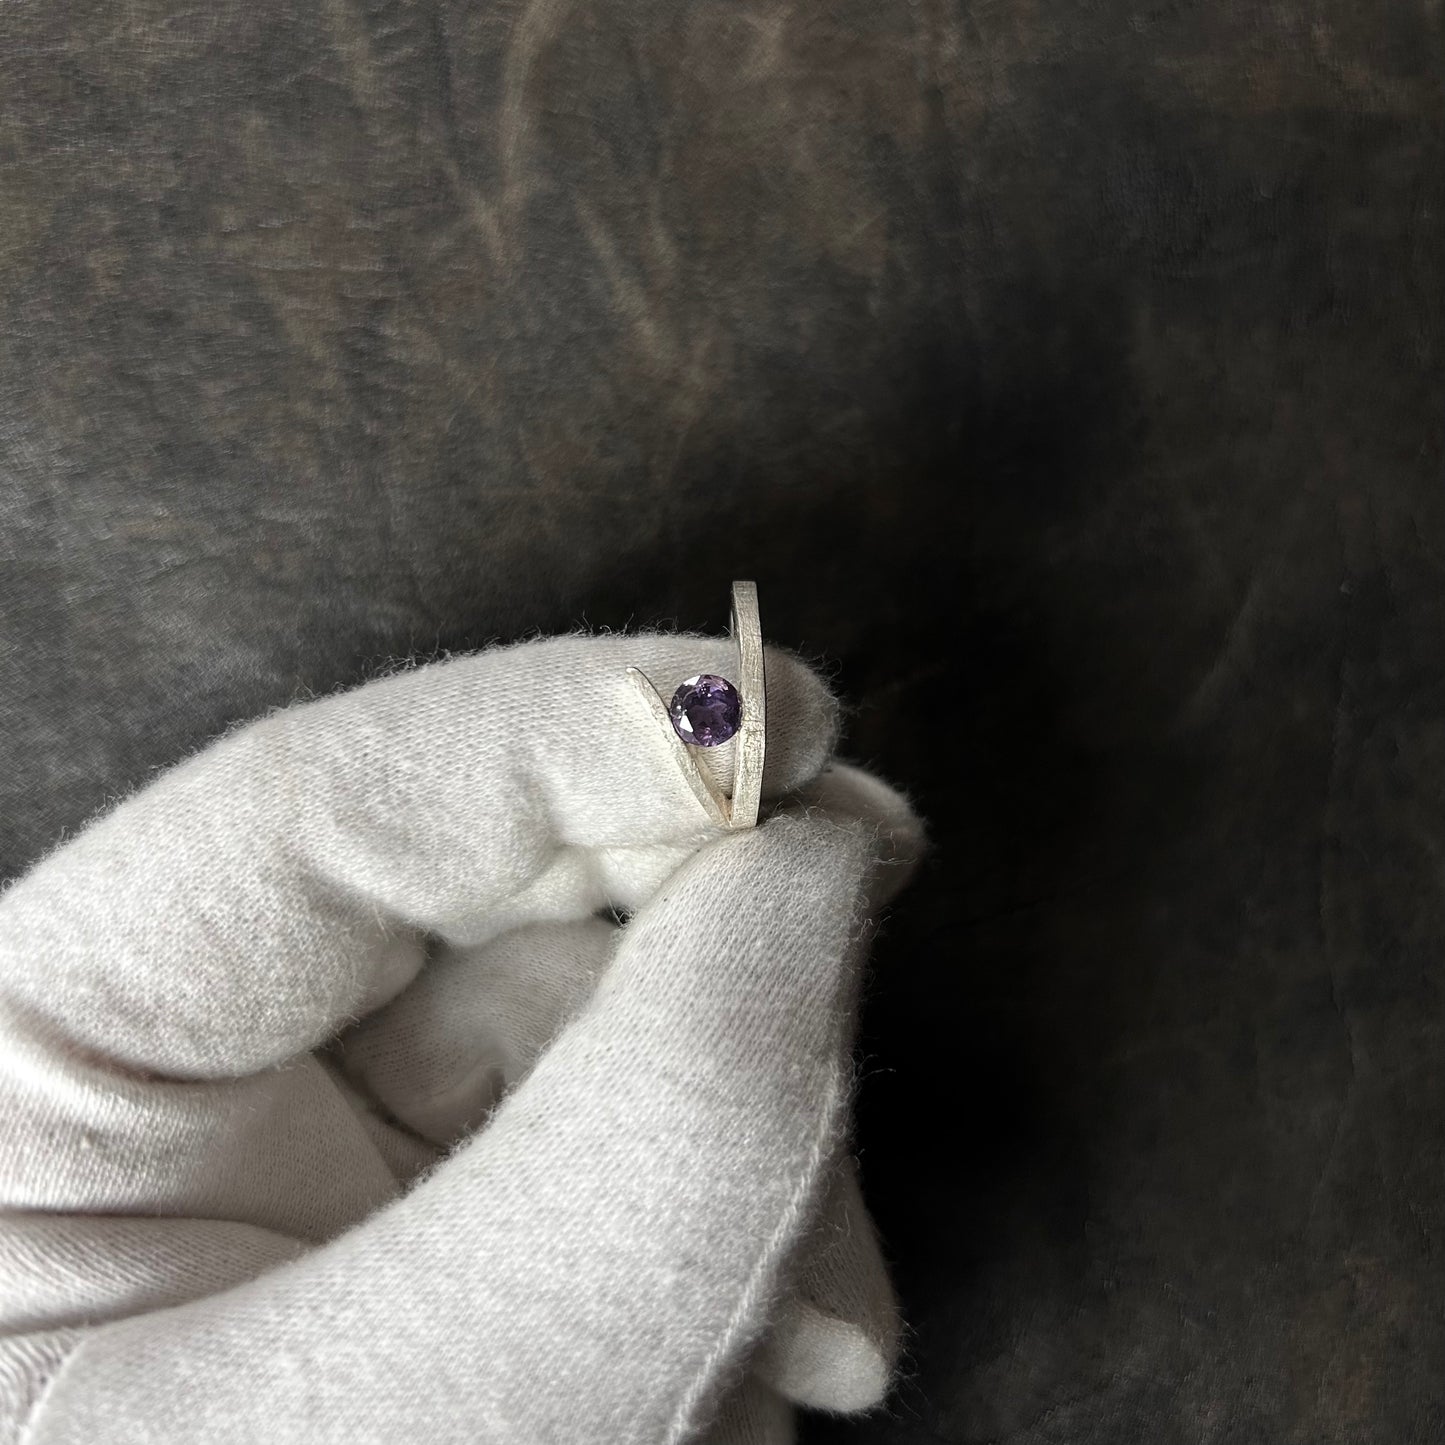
<box><xmin>2</xmin><ymin>1</ymin><xmax>1443</xmax><ymax>1440</ymax></box>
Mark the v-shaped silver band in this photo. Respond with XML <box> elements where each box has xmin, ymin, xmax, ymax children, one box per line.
<box><xmin>627</xmin><ymin>580</ymin><xmax>767</xmax><ymax>829</ymax></box>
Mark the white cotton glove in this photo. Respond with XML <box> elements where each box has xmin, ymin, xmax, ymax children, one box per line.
<box><xmin>0</xmin><ymin>631</ymin><xmax>923</xmax><ymax>1445</ymax></box>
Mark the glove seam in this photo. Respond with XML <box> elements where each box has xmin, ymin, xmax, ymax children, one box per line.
<box><xmin>14</xmin><ymin>1330</ymin><xmax>86</xmax><ymax>1445</ymax></box>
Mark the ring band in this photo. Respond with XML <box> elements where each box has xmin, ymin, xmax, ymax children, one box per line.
<box><xmin>627</xmin><ymin>580</ymin><xmax>767</xmax><ymax>829</ymax></box>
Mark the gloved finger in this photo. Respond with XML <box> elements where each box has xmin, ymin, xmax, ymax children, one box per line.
<box><xmin>340</xmin><ymin>1022</ymin><xmax>903</xmax><ymax>1416</ymax></box>
<box><xmin>0</xmin><ymin>633</ymin><xmax>837</xmax><ymax>1082</ymax></box>
<box><xmin>795</xmin><ymin>759</ymin><xmax>928</xmax><ymax>913</ymax></box>
<box><xmin>14</xmin><ymin>813</ymin><xmax>880</xmax><ymax>1444</ymax></box>
<box><xmin>753</xmin><ymin>1152</ymin><xmax>902</xmax><ymax>1413</ymax></box>
<box><xmin>335</xmin><ymin>762</ymin><xmax>925</xmax><ymax>1151</ymax></box>
<box><xmin>333</xmin><ymin>918</ymin><xmax>620</xmax><ymax>1146</ymax></box>
<box><xmin>741</xmin><ymin>760</ymin><xmax>920</xmax><ymax>1414</ymax></box>
<box><xmin>694</xmin><ymin>1375</ymin><xmax>794</xmax><ymax>1445</ymax></box>
<box><xmin>332</xmin><ymin>766</ymin><xmax>920</xmax><ymax>1404</ymax></box>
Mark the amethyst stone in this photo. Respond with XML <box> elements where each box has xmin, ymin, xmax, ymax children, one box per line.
<box><xmin>668</xmin><ymin>674</ymin><xmax>743</xmax><ymax>747</ymax></box>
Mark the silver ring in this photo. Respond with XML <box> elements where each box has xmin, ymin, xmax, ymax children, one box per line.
<box><xmin>627</xmin><ymin>580</ymin><xmax>767</xmax><ymax>829</ymax></box>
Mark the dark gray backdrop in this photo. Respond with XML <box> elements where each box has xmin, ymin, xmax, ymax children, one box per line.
<box><xmin>3</xmin><ymin>1</ymin><xmax>1443</xmax><ymax>1439</ymax></box>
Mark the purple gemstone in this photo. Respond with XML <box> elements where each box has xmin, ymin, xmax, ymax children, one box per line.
<box><xmin>669</xmin><ymin>673</ymin><xmax>743</xmax><ymax>747</ymax></box>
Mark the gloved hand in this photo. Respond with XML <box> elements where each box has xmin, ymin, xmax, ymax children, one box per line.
<box><xmin>0</xmin><ymin>631</ymin><xmax>923</xmax><ymax>1444</ymax></box>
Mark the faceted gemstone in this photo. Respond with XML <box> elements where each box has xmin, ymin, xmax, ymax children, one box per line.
<box><xmin>668</xmin><ymin>673</ymin><xmax>742</xmax><ymax>746</ymax></box>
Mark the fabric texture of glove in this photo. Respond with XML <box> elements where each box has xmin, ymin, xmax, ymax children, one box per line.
<box><xmin>0</xmin><ymin>632</ymin><xmax>923</xmax><ymax>1444</ymax></box>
